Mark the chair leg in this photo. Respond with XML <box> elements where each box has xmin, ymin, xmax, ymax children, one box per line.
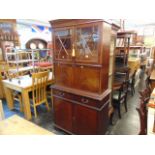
<box><xmin>18</xmin><ymin>95</ymin><xmax>23</xmax><ymax>112</ymax></box>
<box><xmin>34</xmin><ymin>106</ymin><xmax>37</xmax><ymax>118</ymax></box>
<box><xmin>124</xmin><ymin>100</ymin><xmax>128</xmax><ymax>112</ymax></box>
<box><xmin>45</xmin><ymin>100</ymin><xmax>50</xmax><ymax>111</ymax></box>
<box><xmin>109</xmin><ymin>112</ymin><xmax>114</xmax><ymax>125</ymax></box>
<box><xmin>118</xmin><ymin>105</ymin><xmax>121</xmax><ymax>119</ymax></box>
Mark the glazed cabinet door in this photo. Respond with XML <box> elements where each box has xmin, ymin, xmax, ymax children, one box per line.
<box><xmin>53</xmin><ymin>28</ymin><xmax>73</xmax><ymax>61</ymax></box>
<box><xmin>74</xmin><ymin>23</ymin><xmax>100</xmax><ymax>63</ymax></box>
<box><xmin>53</xmin><ymin>96</ymin><xmax>73</xmax><ymax>133</ymax></box>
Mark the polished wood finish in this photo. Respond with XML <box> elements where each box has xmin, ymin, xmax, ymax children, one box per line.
<box><xmin>50</xmin><ymin>19</ymin><xmax>118</xmax><ymax>134</ymax></box>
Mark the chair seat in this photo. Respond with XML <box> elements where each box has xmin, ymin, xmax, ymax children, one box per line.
<box><xmin>113</xmin><ymin>91</ymin><xmax>125</xmax><ymax>100</ymax></box>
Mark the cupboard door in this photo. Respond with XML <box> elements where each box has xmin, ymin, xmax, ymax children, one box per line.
<box><xmin>53</xmin><ymin>28</ymin><xmax>73</xmax><ymax>61</ymax></box>
<box><xmin>74</xmin><ymin>24</ymin><xmax>100</xmax><ymax>63</ymax></box>
<box><xmin>74</xmin><ymin>65</ymin><xmax>101</xmax><ymax>93</ymax></box>
<box><xmin>54</xmin><ymin>63</ymin><xmax>74</xmax><ymax>88</ymax></box>
<box><xmin>53</xmin><ymin>97</ymin><xmax>73</xmax><ymax>132</ymax></box>
<box><xmin>73</xmin><ymin>104</ymin><xmax>97</xmax><ymax>135</ymax></box>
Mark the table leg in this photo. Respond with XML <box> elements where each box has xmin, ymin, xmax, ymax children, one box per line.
<box><xmin>22</xmin><ymin>89</ymin><xmax>32</xmax><ymax>120</ymax></box>
<box><xmin>3</xmin><ymin>86</ymin><xmax>14</xmax><ymax>109</ymax></box>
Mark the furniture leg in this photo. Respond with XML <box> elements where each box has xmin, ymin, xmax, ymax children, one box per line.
<box><xmin>18</xmin><ymin>94</ymin><xmax>23</xmax><ymax>112</ymax></box>
<box><xmin>118</xmin><ymin>104</ymin><xmax>121</xmax><ymax>119</ymax></box>
<box><xmin>124</xmin><ymin>97</ymin><xmax>128</xmax><ymax>112</ymax></box>
<box><xmin>110</xmin><ymin>112</ymin><xmax>114</xmax><ymax>125</ymax></box>
<box><xmin>33</xmin><ymin>105</ymin><xmax>37</xmax><ymax>118</ymax></box>
<box><xmin>4</xmin><ymin>86</ymin><xmax>14</xmax><ymax>109</ymax></box>
<box><xmin>22</xmin><ymin>90</ymin><xmax>32</xmax><ymax>120</ymax></box>
<box><xmin>45</xmin><ymin>100</ymin><xmax>50</xmax><ymax>111</ymax></box>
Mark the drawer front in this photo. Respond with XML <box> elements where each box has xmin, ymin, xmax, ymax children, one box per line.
<box><xmin>53</xmin><ymin>88</ymin><xmax>109</xmax><ymax>110</ymax></box>
<box><xmin>74</xmin><ymin>95</ymin><xmax>99</xmax><ymax>108</ymax></box>
<box><xmin>53</xmin><ymin>89</ymin><xmax>73</xmax><ymax>100</ymax></box>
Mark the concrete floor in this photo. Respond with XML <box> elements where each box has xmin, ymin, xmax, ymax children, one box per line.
<box><xmin>1</xmin><ymin>75</ymin><xmax>146</xmax><ymax>135</ymax></box>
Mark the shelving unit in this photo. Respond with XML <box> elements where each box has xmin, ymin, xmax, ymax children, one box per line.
<box><xmin>5</xmin><ymin>48</ymin><xmax>53</xmax><ymax>83</ymax></box>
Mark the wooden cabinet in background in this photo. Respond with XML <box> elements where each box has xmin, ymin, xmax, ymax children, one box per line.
<box><xmin>50</xmin><ymin>19</ymin><xmax>118</xmax><ymax>135</ymax></box>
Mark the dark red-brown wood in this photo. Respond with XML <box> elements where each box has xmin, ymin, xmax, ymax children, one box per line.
<box><xmin>50</xmin><ymin>19</ymin><xmax>118</xmax><ymax>135</ymax></box>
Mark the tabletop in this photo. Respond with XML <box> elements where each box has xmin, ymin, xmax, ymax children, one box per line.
<box><xmin>2</xmin><ymin>72</ymin><xmax>53</xmax><ymax>89</ymax></box>
<box><xmin>0</xmin><ymin>115</ymin><xmax>55</xmax><ymax>135</ymax></box>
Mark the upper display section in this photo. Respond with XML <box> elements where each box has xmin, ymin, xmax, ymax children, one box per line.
<box><xmin>51</xmin><ymin>19</ymin><xmax>119</xmax><ymax>64</ymax></box>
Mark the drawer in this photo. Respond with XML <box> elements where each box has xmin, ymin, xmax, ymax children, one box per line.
<box><xmin>53</xmin><ymin>89</ymin><xmax>73</xmax><ymax>100</ymax></box>
<box><xmin>53</xmin><ymin>88</ymin><xmax>109</xmax><ymax>109</ymax></box>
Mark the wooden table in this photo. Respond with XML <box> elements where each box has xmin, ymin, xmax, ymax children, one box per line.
<box><xmin>2</xmin><ymin>72</ymin><xmax>54</xmax><ymax>120</ymax></box>
<box><xmin>0</xmin><ymin>115</ymin><xmax>55</xmax><ymax>135</ymax></box>
<box><xmin>150</xmin><ymin>69</ymin><xmax>155</xmax><ymax>90</ymax></box>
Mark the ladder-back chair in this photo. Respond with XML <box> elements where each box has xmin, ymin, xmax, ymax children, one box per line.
<box><xmin>31</xmin><ymin>71</ymin><xmax>50</xmax><ymax>117</ymax></box>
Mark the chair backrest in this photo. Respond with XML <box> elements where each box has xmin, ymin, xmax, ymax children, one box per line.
<box><xmin>0</xmin><ymin>100</ymin><xmax>4</xmax><ymax>121</ymax></box>
<box><xmin>32</xmin><ymin>71</ymin><xmax>49</xmax><ymax>105</ymax></box>
<box><xmin>118</xmin><ymin>80</ymin><xmax>129</xmax><ymax>100</ymax></box>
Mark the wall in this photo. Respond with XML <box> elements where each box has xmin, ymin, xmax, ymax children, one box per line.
<box><xmin>16</xmin><ymin>20</ymin><xmax>52</xmax><ymax>49</ymax></box>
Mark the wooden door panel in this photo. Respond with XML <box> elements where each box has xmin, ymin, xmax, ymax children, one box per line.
<box><xmin>53</xmin><ymin>97</ymin><xmax>73</xmax><ymax>132</ymax></box>
<box><xmin>54</xmin><ymin>63</ymin><xmax>74</xmax><ymax>88</ymax></box>
<box><xmin>73</xmin><ymin>104</ymin><xmax>97</xmax><ymax>135</ymax></box>
<box><xmin>74</xmin><ymin>66</ymin><xmax>100</xmax><ymax>93</ymax></box>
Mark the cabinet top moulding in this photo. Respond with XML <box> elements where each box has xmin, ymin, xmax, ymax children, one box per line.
<box><xmin>50</xmin><ymin>19</ymin><xmax>119</xmax><ymax>28</ymax></box>
<box><xmin>117</xmin><ymin>30</ymin><xmax>137</xmax><ymax>38</ymax></box>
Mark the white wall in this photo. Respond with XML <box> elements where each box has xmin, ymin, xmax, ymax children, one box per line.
<box><xmin>16</xmin><ymin>20</ymin><xmax>52</xmax><ymax>48</ymax></box>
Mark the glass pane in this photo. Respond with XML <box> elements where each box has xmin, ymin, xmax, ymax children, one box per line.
<box><xmin>75</xmin><ymin>25</ymin><xmax>99</xmax><ymax>62</ymax></box>
<box><xmin>54</xmin><ymin>29</ymin><xmax>72</xmax><ymax>60</ymax></box>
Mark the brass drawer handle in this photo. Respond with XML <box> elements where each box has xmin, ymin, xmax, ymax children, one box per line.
<box><xmin>58</xmin><ymin>92</ymin><xmax>65</xmax><ymax>97</ymax></box>
<box><xmin>81</xmin><ymin>98</ymin><xmax>89</xmax><ymax>104</ymax></box>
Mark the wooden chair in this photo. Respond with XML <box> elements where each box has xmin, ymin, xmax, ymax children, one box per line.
<box><xmin>31</xmin><ymin>71</ymin><xmax>50</xmax><ymax>118</ymax></box>
<box><xmin>0</xmin><ymin>100</ymin><xmax>4</xmax><ymax>121</ymax></box>
<box><xmin>112</xmin><ymin>80</ymin><xmax>129</xmax><ymax>118</ymax></box>
<box><xmin>129</xmin><ymin>70</ymin><xmax>137</xmax><ymax>96</ymax></box>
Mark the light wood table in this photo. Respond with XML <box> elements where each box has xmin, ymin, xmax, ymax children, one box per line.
<box><xmin>0</xmin><ymin>115</ymin><xmax>55</xmax><ymax>135</ymax></box>
<box><xmin>150</xmin><ymin>69</ymin><xmax>155</xmax><ymax>90</ymax></box>
<box><xmin>2</xmin><ymin>72</ymin><xmax>55</xmax><ymax>120</ymax></box>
